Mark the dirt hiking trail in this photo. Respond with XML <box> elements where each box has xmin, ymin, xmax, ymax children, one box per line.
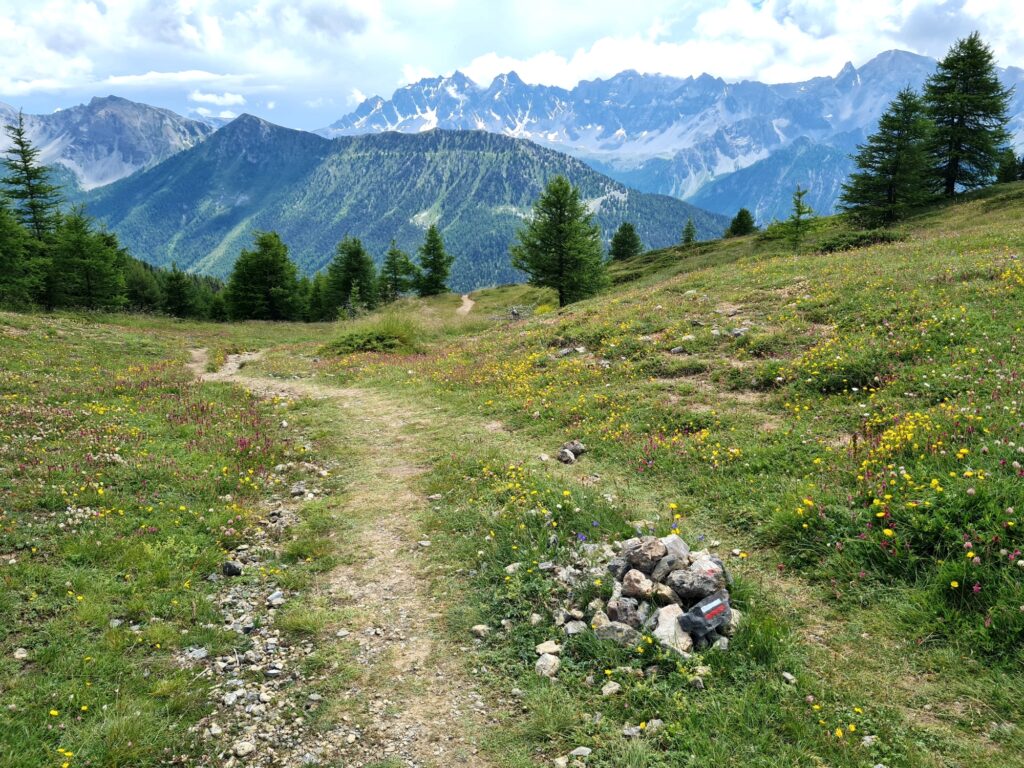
<box><xmin>189</xmin><ymin>348</ymin><xmax>494</xmax><ymax>768</ymax></box>
<box><xmin>456</xmin><ymin>294</ymin><xmax>475</xmax><ymax>316</ymax></box>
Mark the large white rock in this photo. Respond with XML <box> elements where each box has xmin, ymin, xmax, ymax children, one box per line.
<box><xmin>536</xmin><ymin>653</ymin><xmax>561</xmax><ymax>678</ymax></box>
<box><xmin>652</xmin><ymin>604</ymin><xmax>693</xmax><ymax>656</ymax></box>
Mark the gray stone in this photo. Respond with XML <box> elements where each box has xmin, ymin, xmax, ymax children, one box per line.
<box><xmin>623</xmin><ymin>536</ymin><xmax>668</xmax><ymax>574</ymax></box>
<box><xmin>535</xmin><ymin>653</ymin><xmax>561</xmax><ymax>678</ymax></box>
<box><xmin>665</xmin><ymin>565</ymin><xmax>725</xmax><ymax>603</ymax></box>
<box><xmin>651</xmin><ymin>605</ymin><xmax>693</xmax><ymax>656</ymax></box>
<box><xmin>782</xmin><ymin>671</ymin><xmax>797</xmax><ymax>685</ymax></box>
<box><xmin>622</xmin><ymin>725</ymin><xmax>643</xmax><ymax>738</ymax></box>
<box><xmin>660</xmin><ymin>534</ymin><xmax>691</xmax><ymax>561</ymax></box>
<box><xmin>606</xmin><ymin>558</ymin><xmax>630</xmax><ymax>580</ymax></box>
<box><xmin>184</xmin><ymin>646</ymin><xmax>209</xmax><ymax>661</ymax></box>
<box><xmin>650</xmin><ymin>554</ymin><xmax>686</xmax><ymax>584</ymax></box>
<box><xmin>504</xmin><ymin>562</ymin><xmax>522</xmax><ymax>574</ymax></box>
<box><xmin>722</xmin><ymin>607</ymin><xmax>742</xmax><ymax>637</ymax></box>
<box><xmin>570</xmin><ymin>747</ymin><xmax>592</xmax><ymax>757</ymax></box>
<box><xmin>606</xmin><ymin>597</ymin><xmax>640</xmax><ymax>628</ymax></box>
<box><xmin>554</xmin><ymin>758</ymin><xmax>569</xmax><ymax>768</ymax></box>
<box><xmin>222</xmin><ymin>560</ymin><xmax>244</xmax><ymax>577</ymax></box>
<box><xmin>621</xmin><ymin>569</ymin><xmax>654</xmax><ymax>599</ymax></box>
<box><xmin>233</xmin><ymin>741</ymin><xmax>257</xmax><ymax>758</ymax></box>
<box><xmin>651</xmin><ymin>583</ymin><xmax>681</xmax><ymax>606</ymax></box>
<box><xmin>529</xmin><ymin>613</ymin><xmax>543</xmax><ymax>626</ymax></box>
<box><xmin>13</xmin><ymin>648</ymin><xmax>28</xmax><ymax>661</ymax></box>
<box><xmin>589</xmin><ymin>611</ymin><xmax>610</xmax><ymax>630</ymax></box>
<box><xmin>535</xmin><ymin>640</ymin><xmax>562</xmax><ymax>655</ymax></box>
<box><xmin>646</xmin><ymin>719</ymin><xmax>665</xmax><ymax>734</ymax></box>
<box><xmin>564</xmin><ymin>620</ymin><xmax>588</xmax><ymax>636</ymax></box>
<box><xmin>601</xmin><ymin>681</ymin><xmax>622</xmax><ymax>696</ymax></box>
<box><xmin>557</xmin><ymin>448</ymin><xmax>576</xmax><ymax>464</ymax></box>
<box><xmin>669</xmin><ymin>346</ymin><xmax>685</xmax><ymax>354</ymax></box>
<box><xmin>562</xmin><ymin>439</ymin><xmax>587</xmax><ymax>457</ymax></box>
<box><xmin>470</xmin><ymin>624</ymin><xmax>490</xmax><ymax>638</ymax></box>
<box><xmin>594</xmin><ymin>621</ymin><xmax>642</xmax><ymax>648</ymax></box>
<box><xmin>289</xmin><ymin>482</ymin><xmax>306</xmax><ymax>497</ymax></box>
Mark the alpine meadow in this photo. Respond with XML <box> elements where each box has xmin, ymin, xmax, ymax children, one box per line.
<box><xmin>2</xmin><ymin>8</ymin><xmax>1024</xmax><ymax>768</ymax></box>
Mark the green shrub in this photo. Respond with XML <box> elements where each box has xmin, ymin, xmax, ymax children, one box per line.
<box><xmin>323</xmin><ymin>312</ymin><xmax>423</xmax><ymax>354</ymax></box>
<box><xmin>816</xmin><ymin>229</ymin><xmax>905</xmax><ymax>254</ymax></box>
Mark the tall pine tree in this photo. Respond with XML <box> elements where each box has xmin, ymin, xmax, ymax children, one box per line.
<box><xmin>378</xmin><ymin>240</ymin><xmax>419</xmax><ymax>302</ymax></box>
<box><xmin>224</xmin><ymin>231</ymin><xmax>300</xmax><ymax>321</ymax></box>
<box><xmin>2</xmin><ymin>112</ymin><xmax>62</xmax><ymax>240</ymax></box>
<box><xmin>47</xmin><ymin>208</ymin><xmax>126</xmax><ymax>310</ymax></box>
<box><xmin>510</xmin><ymin>175</ymin><xmax>607</xmax><ymax>307</ymax></box>
<box><xmin>839</xmin><ymin>88</ymin><xmax>934</xmax><ymax>226</ymax></box>
<box><xmin>924</xmin><ymin>32</ymin><xmax>1012</xmax><ymax>196</ymax></box>
<box><xmin>416</xmin><ymin>225</ymin><xmax>454</xmax><ymax>297</ymax></box>
<box><xmin>325</xmin><ymin>236</ymin><xmax>379</xmax><ymax>317</ymax></box>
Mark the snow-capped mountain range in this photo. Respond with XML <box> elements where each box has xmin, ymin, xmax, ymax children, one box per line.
<box><xmin>321</xmin><ymin>50</ymin><xmax>1024</xmax><ymax>221</ymax></box>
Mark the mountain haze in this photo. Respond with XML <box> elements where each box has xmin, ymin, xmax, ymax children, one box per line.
<box><xmin>322</xmin><ymin>50</ymin><xmax>1024</xmax><ymax>220</ymax></box>
<box><xmin>85</xmin><ymin>116</ymin><xmax>727</xmax><ymax>289</ymax></box>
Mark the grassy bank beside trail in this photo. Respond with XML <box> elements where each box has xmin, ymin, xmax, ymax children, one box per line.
<box><xmin>0</xmin><ymin>314</ymin><xmax>336</xmax><ymax>767</ymax></box>
<box><xmin>307</xmin><ymin>184</ymin><xmax>1024</xmax><ymax>767</ymax></box>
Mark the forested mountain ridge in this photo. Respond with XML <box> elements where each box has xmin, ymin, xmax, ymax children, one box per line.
<box><xmin>84</xmin><ymin>116</ymin><xmax>728</xmax><ymax>289</ymax></box>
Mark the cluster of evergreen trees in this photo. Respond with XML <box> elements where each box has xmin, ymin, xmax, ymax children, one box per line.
<box><xmin>222</xmin><ymin>225</ymin><xmax>455</xmax><ymax>321</ymax></box>
<box><xmin>0</xmin><ymin>110</ymin><xmax>457</xmax><ymax>322</ymax></box>
<box><xmin>0</xmin><ymin>112</ymin><xmax>227</xmax><ymax>317</ymax></box>
<box><xmin>840</xmin><ymin>32</ymin><xmax>1017</xmax><ymax>226</ymax></box>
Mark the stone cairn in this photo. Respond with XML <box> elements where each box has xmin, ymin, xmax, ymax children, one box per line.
<box><xmin>592</xmin><ymin>534</ymin><xmax>740</xmax><ymax>657</ymax></box>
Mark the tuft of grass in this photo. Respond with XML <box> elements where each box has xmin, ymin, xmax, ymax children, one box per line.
<box><xmin>323</xmin><ymin>311</ymin><xmax>424</xmax><ymax>355</ymax></box>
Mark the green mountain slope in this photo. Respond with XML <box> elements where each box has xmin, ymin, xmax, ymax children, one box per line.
<box><xmin>84</xmin><ymin>116</ymin><xmax>728</xmax><ymax>289</ymax></box>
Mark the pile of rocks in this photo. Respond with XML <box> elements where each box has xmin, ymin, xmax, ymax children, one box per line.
<box><xmin>560</xmin><ymin>534</ymin><xmax>740</xmax><ymax>662</ymax></box>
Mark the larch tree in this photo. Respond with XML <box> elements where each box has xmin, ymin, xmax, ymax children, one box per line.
<box><xmin>379</xmin><ymin>240</ymin><xmax>419</xmax><ymax>302</ymax></box>
<box><xmin>725</xmin><ymin>208</ymin><xmax>757</xmax><ymax>237</ymax></box>
<box><xmin>609</xmin><ymin>221</ymin><xmax>644</xmax><ymax>261</ymax></box>
<box><xmin>326</xmin><ymin>236</ymin><xmax>379</xmax><ymax>316</ymax></box>
<box><xmin>839</xmin><ymin>88</ymin><xmax>934</xmax><ymax>226</ymax></box>
<box><xmin>510</xmin><ymin>175</ymin><xmax>607</xmax><ymax>307</ymax></box>
<box><xmin>924</xmin><ymin>32</ymin><xmax>1012</xmax><ymax>196</ymax></box>
<box><xmin>224</xmin><ymin>231</ymin><xmax>301</xmax><ymax>321</ymax></box>
<box><xmin>2</xmin><ymin>111</ymin><xmax>62</xmax><ymax>240</ymax></box>
<box><xmin>416</xmin><ymin>225</ymin><xmax>454</xmax><ymax>297</ymax></box>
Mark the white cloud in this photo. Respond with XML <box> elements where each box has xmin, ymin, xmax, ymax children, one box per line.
<box><xmin>188</xmin><ymin>89</ymin><xmax>246</xmax><ymax>105</ymax></box>
<box><xmin>266</xmin><ymin>100</ymin><xmax>276</xmax><ymax>110</ymax></box>
<box><xmin>103</xmin><ymin>70</ymin><xmax>249</xmax><ymax>87</ymax></box>
<box><xmin>400</xmin><ymin>64</ymin><xmax>434</xmax><ymax>85</ymax></box>
<box><xmin>218</xmin><ymin>109</ymin><xmax>237</xmax><ymax>118</ymax></box>
<box><xmin>349</xmin><ymin>87</ymin><xmax>366</xmax><ymax>105</ymax></box>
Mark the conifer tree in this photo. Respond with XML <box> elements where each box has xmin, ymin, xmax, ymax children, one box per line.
<box><xmin>326</xmin><ymin>236</ymin><xmax>379</xmax><ymax>317</ymax></box>
<box><xmin>0</xmin><ymin>198</ymin><xmax>35</xmax><ymax>308</ymax></box>
<box><xmin>162</xmin><ymin>264</ymin><xmax>194</xmax><ymax>318</ymax></box>
<box><xmin>124</xmin><ymin>260</ymin><xmax>164</xmax><ymax>312</ymax></box>
<box><xmin>786</xmin><ymin>185</ymin><xmax>814</xmax><ymax>251</ymax></box>
<box><xmin>995</xmin><ymin>149</ymin><xmax>1021</xmax><ymax>183</ymax></box>
<box><xmin>2</xmin><ymin>112</ymin><xmax>62</xmax><ymax>240</ymax></box>
<box><xmin>379</xmin><ymin>240</ymin><xmax>419</xmax><ymax>302</ymax></box>
<box><xmin>224</xmin><ymin>231</ymin><xmax>300</xmax><ymax>321</ymax></box>
<box><xmin>681</xmin><ymin>218</ymin><xmax>697</xmax><ymax>247</ymax></box>
<box><xmin>924</xmin><ymin>32</ymin><xmax>1012</xmax><ymax>196</ymax></box>
<box><xmin>725</xmin><ymin>208</ymin><xmax>757</xmax><ymax>237</ymax></box>
<box><xmin>416</xmin><ymin>225</ymin><xmax>454</xmax><ymax>297</ymax></box>
<box><xmin>47</xmin><ymin>207</ymin><xmax>126</xmax><ymax>310</ymax></box>
<box><xmin>510</xmin><ymin>175</ymin><xmax>607</xmax><ymax>307</ymax></box>
<box><xmin>306</xmin><ymin>272</ymin><xmax>329</xmax><ymax>321</ymax></box>
<box><xmin>609</xmin><ymin>222</ymin><xmax>644</xmax><ymax>261</ymax></box>
<box><xmin>839</xmin><ymin>88</ymin><xmax>934</xmax><ymax>226</ymax></box>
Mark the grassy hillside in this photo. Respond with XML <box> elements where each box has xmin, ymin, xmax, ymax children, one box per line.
<box><xmin>3</xmin><ymin>183</ymin><xmax>1023</xmax><ymax>767</ymax></box>
<box><xmin>84</xmin><ymin>118</ymin><xmax>729</xmax><ymax>290</ymax></box>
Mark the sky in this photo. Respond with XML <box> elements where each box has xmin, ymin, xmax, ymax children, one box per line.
<box><xmin>2</xmin><ymin>0</ymin><xmax>1023</xmax><ymax>130</ymax></box>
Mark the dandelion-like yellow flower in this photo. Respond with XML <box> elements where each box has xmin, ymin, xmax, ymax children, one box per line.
<box><xmin>950</xmin><ymin>581</ymin><xmax>959</xmax><ymax>588</ymax></box>
<box><xmin>882</xmin><ymin>529</ymin><xmax>895</xmax><ymax>537</ymax></box>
